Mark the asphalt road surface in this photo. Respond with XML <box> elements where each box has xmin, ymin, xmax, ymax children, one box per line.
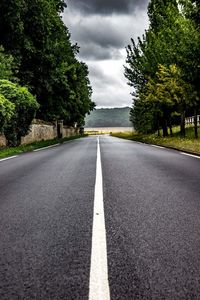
<box><xmin>1</xmin><ymin>135</ymin><xmax>200</xmax><ymax>300</ymax></box>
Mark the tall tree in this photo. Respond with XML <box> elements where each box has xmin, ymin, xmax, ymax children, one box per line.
<box><xmin>125</xmin><ymin>0</ymin><xmax>200</xmax><ymax>137</ymax></box>
<box><xmin>0</xmin><ymin>0</ymin><xmax>94</xmax><ymax>124</ymax></box>
<box><xmin>183</xmin><ymin>0</ymin><xmax>200</xmax><ymax>137</ymax></box>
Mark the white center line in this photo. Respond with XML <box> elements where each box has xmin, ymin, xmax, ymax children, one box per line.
<box><xmin>0</xmin><ymin>155</ymin><xmax>18</xmax><ymax>163</ymax></box>
<box><xmin>181</xmin><ymin>152</ymin><xmax>200</xmax><ymax>159</ymax></box>
<box><xmin>89</xmin><ymin>137</ymin><xmax>110</xmax><ymax>300</ymax></box>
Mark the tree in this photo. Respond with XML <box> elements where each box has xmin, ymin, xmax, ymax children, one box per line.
<box><xmin>0</xmin><ymin>80</ymin><xmax>39</xmax><ymax>146</ymax></box>
<box><xmin>130</xmin><ymin>94</ymin><xmax>158</xmax><ymax>134</ymax></box>
<box><xmin>0</xmin><ymin>0</ymin><xmax>94</xmax><ymax>124</ymax></box>
<box><xmin>144</xmin><ymin>64</ymin><xmax>197</xmax><ymax>136</ymax></box>
<box><xmin>67</xmin><ymin>62</ymin><xmax>95</xmax><ymax>126</ymax></box>
<box><xmin>182</xmin><ymin>0</ymin><xmax>200</xmax><ymax>138</ymax></box>
<box><xmin>125</xmin><ymin>0</ymin><xmax>200</xmax><ymax>137</ymax></box>
<box><xmin>53</xmin><ymin>0</ymin><xmax>67</xmax><ymax>12</ymax></box>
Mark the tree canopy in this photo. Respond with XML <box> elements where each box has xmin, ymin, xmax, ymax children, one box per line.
<box><xmin>0</xmin><ymin>0</ymin><xmax>94</xmax><ymax>129</ymax></box>
<box><xmin>125</xmin><ymin>0</ymin><xmax>200</xmax><ymax>137</ymax></box>
<box><xmin>0</xmin><ymin>47</ymin><xmax>16</xmax><ymax>81</ymax></box>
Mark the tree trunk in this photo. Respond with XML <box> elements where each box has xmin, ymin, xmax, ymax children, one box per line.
<box><xmin>157</xmin><ymin>119</ymin><xmax>161</xmax><ymax>137</ymax></box>
<box><xmin>168</xmin><ymin>117</ymin><xmax>173</xmax><ymax>136</ymax></box>
<box><xmin>180</xmin><ymin>111</ymin><xmax>186</xmax><ymax>137</ymax></box>
<box><xmin>194</xmin><ymin>108</ymin><xmax>198</xmax><ymax>139</ymax></box>
<box><xmin>162</xmin><ymin>118</ymin><xmax>168</xmax><ymax>137</ymax></box>
<box><xmin>169</xmin><ymin>125</ymin><xmax>173</xmax><ymax>136</ymax></box>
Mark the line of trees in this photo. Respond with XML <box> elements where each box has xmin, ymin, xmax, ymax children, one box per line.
<box><xmin>125</xmin><ymin>0</ymin><xmax>200</xmax><ymax>138</ymax></box>
<box><xmin>0</xmin><ymin>0</ymin><xmax>95</xmax><ymax>146</ymax></box>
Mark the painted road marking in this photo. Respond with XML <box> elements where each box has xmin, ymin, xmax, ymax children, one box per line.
<box><xmin>181</xmin><ymin>152</ymin><xmax>200</xmax><ymax>159</ymax></box>
<box><xmin>151</xmin><ymin>145</ymin><xmax>164</xmax><ymax>149</ymax></box>
<box><xmin>89</xmin><ymin>137</ymin><xmax>110</xmax><ymax>300</ymax></box>
<box><xmin>0</xmin><ymin>155</ymin><xmax>18</xmax><ymax>163</ymax></box>
<box><xmin>33</xmin><ymin>144</ymin><xmax>60</xmax><ymax>152</ymax></box>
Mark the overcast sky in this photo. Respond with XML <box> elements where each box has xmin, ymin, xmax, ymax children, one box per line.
<box><xmin>63</xmin><ymin>0</ymin><xmax>149</xmax><ymax>108</ymax></box>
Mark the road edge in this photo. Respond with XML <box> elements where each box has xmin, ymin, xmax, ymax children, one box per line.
<box><xmin>0</xmin><ymin>135</ymin><xmax>88</xmax><ymax>160</ymax></box>
<box><xmin>111</xmin><ymin>135</ymin><xmax>200</xmax><ymax>158</ymax></box>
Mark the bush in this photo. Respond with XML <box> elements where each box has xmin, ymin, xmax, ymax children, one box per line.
<box><xmin>0</xmin><ymin>94</ymin><xmax>15</xmax><ymax>131</ymax></box>
<box><xmin>0</xmin><ymin>80</ymin><xmax>39</xmax><ymax>146</ymax></box>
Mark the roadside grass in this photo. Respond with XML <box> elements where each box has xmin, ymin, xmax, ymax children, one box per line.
<box><xmin>111</xmin><ymin>126</ymin><xmax>200</xmax><ymax>155</ymax></box>
<box><xmin>0</xmin><ymin>134</ymin><xmax>87</xmax><ymax>159</ymax></box>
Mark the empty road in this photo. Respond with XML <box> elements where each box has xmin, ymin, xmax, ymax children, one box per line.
<box><xmin>0</xmin><ymin>135</ymin><xmax>200</xmax><ymax>299</ymax></box>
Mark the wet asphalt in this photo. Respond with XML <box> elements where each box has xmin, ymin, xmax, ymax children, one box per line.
<box><xmin>1</xmin><ymin>135</ymin><xmax>200</xmax><ymax>299</ymax></box>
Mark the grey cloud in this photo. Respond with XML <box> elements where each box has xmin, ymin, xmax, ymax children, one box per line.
<box><xmin>66</xmin><ymin>0</ymin><xmax>149</xmax><ymax>15</ymax></box>
<box><xmin>88</xmin><ymin>65</ymin><xmax>105</xmax><ymax>80</ymax></box>
<box><xmin>78</xmin><ymin>44</ymin><xmax>122</xmax><ymax>61</ymax></box>
<box><xmin>62</xmin><ymin>0</ymin><xmax>149</xmax><ymax>107</ymax></box>
<box><xmin>64</xmin><ymin>14</ymin><xmax>131</xmax><ymax>49</ymax></box>
<box><xmin>63</xmin><ymin>11</ymin><xmax>148</xmax><ymax>61</ymax></box>
<box><xmin>88</xmin><ymin>65</ymin><xmax>122</xmax><ymax>87</ymax></box>
<box><xmin>92</xmin><ymin>86</ymin><xmax>132</xmax><ymax>107</ymax></box>
<box><xmin>86</xmin><ymin>59</ymin><xmax>134</xmax><ymax>107</ymax></box>
<box><xmin>72</xmin><ymin>21</ymin><xmax>126</xmax><ymax>49</ymax></box>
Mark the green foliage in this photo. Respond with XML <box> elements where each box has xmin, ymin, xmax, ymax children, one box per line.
<box><xmin>130</xmin><ymin>96</ymin><xmax>158</xmax><ymax>133</ymax></box>
<box><xmin>53</xmin><ymin>0</ymin><xmax>67</xmax><ymax>12</ymax></box>
<box><xmin>125</xmin><ymin>0</ymin><xmax>200</xmax><ymax>137</ymax></box>
<box><xmin>0</xmin><ymin>80</ymin><xmax>39</xmax><ymax>146</ymax></box>
<box><xmin>0</xmin><ymin>46</ymin><xmax>16</xmax><ymax>81</ymax></box>
<box><xmin>148</xmin><ymin>0</ymin><xmax>178</xmax><ymax>32</ymax></box>
<box><xmin>67</xmin><ymin>62</ymin><xmax>95</xmax><ymax>126</ymax></box>
<box><xmin>0</xmin><ymin>94</ymin><xmax>15</xmax><ymax>130</ymax></box>
<box><xmin>145</xmin><ymin>64</ymin><xmax>197</xmax><ymax>112</ymax></box>
<box><xmin>0</xmin><ymin>0</ymin><xmax>94</xmax><ymax>126</ymax></box>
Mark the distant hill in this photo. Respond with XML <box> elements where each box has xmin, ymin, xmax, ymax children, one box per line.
<box><xmin>84</xmin><ymin>107</ymin><xmax>132</xmax><ymax>128</ymax></box>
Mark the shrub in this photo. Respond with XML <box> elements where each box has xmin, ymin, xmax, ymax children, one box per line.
<box><xmin>0</xmin><ymin>80</ymin><xmax>39</xmax><ymax>146</ymax></box>
<box><xmin>0</xmin><ymin>94</ymin><xmax>15</xmax><ymax>131</ymax></box>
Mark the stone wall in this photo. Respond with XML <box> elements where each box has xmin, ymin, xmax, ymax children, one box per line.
<box><xmin>0</xmin><ymin>119</ymin><xmax>79</xmax><ymax>147</ymax></box>
<box><xmin>62</xmin><ymin>126</ymin><xmax>78</xmax><ymax>138</ymax></box>
<box><xmin>0</xmin><ymin>134</ymin><xmax>6</xmax><ymax>147</ymax></box>
<box><xmin>21</xmin><ymin>122</ymin><xmax>57</xmax><ymax>145</ymax></box>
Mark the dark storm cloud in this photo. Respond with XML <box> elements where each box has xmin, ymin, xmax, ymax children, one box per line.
<box><xmin>63</xmin><ymin>11</ymin><xmax>147</xmax><ymax>61</ymax></box>
<box><xmin>79</xmin><ymin>44</ymin><xmax>122</xmax><ymax>61</ymax></box>
<box><xmin>71</xmin><ymin>20</ymin><xmax>126</xmax><ymax>49</ymax></box>
<box><xmin>68</xmin><ymin>18</ymin><xmax>127</xmax><ymax>60</ymax></box>
<box><xmin>67</xmin><ymin>0</ymin><xmax>148</xmax><ymax>15</ymax></box>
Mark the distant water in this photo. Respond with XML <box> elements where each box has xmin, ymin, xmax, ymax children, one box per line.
<box><xmin>85</xmin><ymin>127</ymin><xmax>134</xmax><ymax>133</ymax></box>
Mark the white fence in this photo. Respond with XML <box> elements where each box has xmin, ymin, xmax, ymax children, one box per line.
<box><xmin>185</xmin><ymin>115</ymin><xmax>200</xmax><ymax>125</ymax></box>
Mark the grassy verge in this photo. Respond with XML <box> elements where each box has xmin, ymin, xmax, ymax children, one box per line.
<box><xmin>0</xmin><ymin>134</ymin><xmax>87</xmax><ymax>159</ymax></box>
<box><xmin>111</xmin><ymin>126</ymin><xmax>200</xmax><ymax>155</ymax></box>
